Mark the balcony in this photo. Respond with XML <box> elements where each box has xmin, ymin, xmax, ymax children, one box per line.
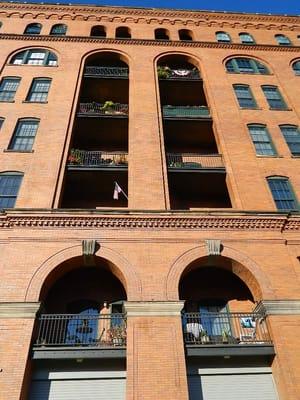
<box><xmin>78</xmin><ymin>102</ymin><xmax>129</xmax><ymax>117</ymax></box>
<box><xmin>167</xmin><ymin>153</ymin><xmax>224</xmax><ymax>172</ymax></box>
<box><xmin>67</xmin><ymin>150</ymin><xmax>128</xmax><ymax>170</ymax></box>
<box><xmin>84</xmin><ymin>66</ymin><xmax>129</xmax><ymax>79</ymax></box>
<box><xmin>158</xmin><ymin>67</ymin><xmax>200</xmax><ymax>80</ymax></box>
<box><xmin>163</xmin><ymin>106</ymin><xmax>210</xmax><ymax>119</ymax></box>
<box><xmin>32</xmin><ymin>313</ymin><xmax>127</xmax><ymax>359</ymax></box>
<box><xmin>182</xmin><ymin>312</ymin><xmax>274</xmax><ymax>358</ymax></box>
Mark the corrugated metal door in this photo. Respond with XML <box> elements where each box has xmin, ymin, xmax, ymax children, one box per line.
<box><xmin>29</xmin><ymin>370</ymin><xmax>126</xmax><ymax>400</ymax></box>
<box><xmin>188</xmin><ymin>367</ymin><xmax>279</xmax><ymax>400</ymax></box>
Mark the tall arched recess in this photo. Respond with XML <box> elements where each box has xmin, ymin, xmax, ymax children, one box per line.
<box><xmin>157</xmin><ymin>54</ymin><xmax>231</xmax><ymax>209</ymax></box>
<box><xmin>61</xmin><ymin>52</ymin><xmax>129</xmax><ymax>208</ymax></box>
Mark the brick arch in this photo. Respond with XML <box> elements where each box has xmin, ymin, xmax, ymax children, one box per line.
<box><xmin>166</xmin><ymin>244</ymin><xmax>275</xmax><ymax>302</ymax></box>
<box><xmin>155</xmin><ymin>50</ymin><xmax>203</xmax><ymax>71</ymax></box>
<box><xmin>25</xmin><ymin>244</ymin><xmax>142</xmax><ymax>302</ymax></box>
<box><xmin>82</xmin><ymin>48</ymin><xmax>132</xmax><ymax>67</ymax></box>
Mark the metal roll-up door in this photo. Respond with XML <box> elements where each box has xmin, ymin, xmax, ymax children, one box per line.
<box><xmin>29</xmin><ymin>370</ymin><xmax>126</xmax><ymax>400</ymax></box>
<box><xmin>188</xmin><ymin>367</ymin><xmax>279</xmax><ymax>400</ymax></box>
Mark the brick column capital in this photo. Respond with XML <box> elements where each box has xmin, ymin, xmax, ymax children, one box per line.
<box><xmin>254</xmin><ymin>299</ymin><xmax>300</xmax><ymax>315</ymax></box>
<box><xmin>124</xmin><ymin>301</ymin><xmax>184</xmax><ymax>316</ymax></box>
<box><xmin>0</xmin><ymin>302</ymin><xmax>40</xmax><ymax>318</ymax></box>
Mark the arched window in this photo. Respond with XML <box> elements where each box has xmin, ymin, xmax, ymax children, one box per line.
<box><xmin>90</xmin><ymin>25</ymin><xmax>106</xmax><ymax>37</ymax></box>
<box><xmin>10</xmin><ymin>49</ymin><xmax>58</xmax><ymax>66</ymax></box>
<box><xmin>24</xmin><ymin>23</ymin><xmax>42</xmax><ymax>35</ymax></box>
<box><xmin>0</xmin><ymin>172</ymin><xmax>23</xmax><ymax>208</ymax></box>
<box><xmin>275</xmin><ymin>34</ymin><xmax>291</xmax><ymax>46</ymax></box>
<box><xmin>216</xmin><ymin>31</ymin><xmax>231</xmax><ymax>43</ymax></box>
<box><xmin>239</xmin><ymin>32</ymin><xmax>255</xmax><ymax>44</ymax></box>
<box><xmin>225</xmin><ymin>58</ymin><xmax>269</xmax><ymax>74</ymax></box>
<box><xmin>179</xmin><ymin>29</ymin><xmax>193</xmax><ymax>41</ymax></box>
<box><xmin>9</xmin><ymin>118</ymin><xmax>40</xmax><ymax>151</ymax></box>
<box><xmin>267</xmin><ymin>177</ymin><xmax>298</xmax><ymax>210</ymax></box>
<box><xmin>247</xmin><ymin>124</ymin><xmax>276</xmax><ymax>156</ymax></box>
<box><xmin>50</xmin><ymin>24</ymin><xmax>67</xmax><ymax>36</ymax></box>
<box><xmin>115</xmin><ymin>26</ymin><xmax>131</xmax><ymax>39</ymax></box>
<box><xmin>279</xmin><ymin>125</ymin><xmax>300</xmax><ymax>156</ymax></box>
<box><xmin>292</xmin><ymin>60</ymin><xmax>300</xmax><ymax>75</ymax></box>
<box><xmin>155</xmin><ymin>28</ymin><xmax>169</xmax><ymax>40</ymax></box>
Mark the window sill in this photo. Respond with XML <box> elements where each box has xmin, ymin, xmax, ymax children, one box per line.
<box><xmin>0</xmin><ymin>100</ymin><xmax>15</xmax><ymax>103</ymax></box>
<box><xmin>291</xmin><ymin>155</ymin><xmax>300</xmax><ymax>158</ymax></box>
<box><xmin>22</xmin><ymin>101</ymin><xmax>48</xmax><ymax>104</ymax></box>
<box><xmin>4</xmin><ymin>149</ymin><xmax>34</xmax><ymax>153</ymax></box>
<box><xmin>256</xmin><ymin>155</ymin><xmax>283</xmax><ymax>158</ymax></box>
<box><xmin>269</xmin><ymin>108</ymin><xmax>292</xmax><ymax>111</ymax></box>
<box><xmin>239</xmin><ymin>107</ymin><xmax>261</xmax><ymax>110</ymax></box>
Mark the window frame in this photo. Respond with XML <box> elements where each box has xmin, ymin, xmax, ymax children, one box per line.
<box><xmin>0</xmin><ymin>117</ymin><xmax>4</xmax><ymax>130</ymax></box>
<box><xmin>0</xmin><ymin>77</ymin><xmax>21</xmax><ymax>102</ymax></box>
<box><xmin>0</xmin><ymin>172</ymin><xmax>23</xmax><ymax>209</ymax></box>
<box><xmin>292</xmin><ymin>60</ymin><xmax>300</xmax><ymax>76</ymax></box>
<box><xmin>239</xmin><ymin>32</ymin><xmax>255</xmax><ymax>44</ymax></box>
<box><xmin>8</xmin><ymin>118</ymin><xmax>40</xmax><ymax>152</ymax></box>
<box><xmin>25</xmin><ymin>77</ymin><xmax>51</xmax><ymax>103</ymax></box>
<box><xmin>24</xmin><ymin>23</ymin><xmax>42</xmax><ymax>35</ymax></box>
<box><xmin>275</xmin><ymin>34</ymin><xmax>292</xmax><ymax>46</ymax></box>
<box><xmin>50</xmin><ymin>24</ymin><xmax>67</xmax><ymax>36</ymax></box>
<box><xmin>267</xmin><ymin>176</ymin><xmax>299</xmax><ymax>211</ymax></box>
<box><xmin>216</xmin><ymin>31</ymin><xmax>231</xmax><ymax>43</ymax></box>
<box><xmin>10</xmin><ymin>49</ymin><xmax>58</xmax><ymax>67</ymax></box>
<box><xmin>261</xmin><ymin>85</ymin><xmax>288</xmax><ymax>110</ymax></box>
<box><xmin>248</xmin><ymin>124</ymin><xmax>277</xmax><ymax>156</ymax></box>
<box><xmin>279</xmin><ymin>124</ymin><xmax>300</xmax><ymax>156</ymax></box>
<box><xmin>233</xmin><ymin>84</ymin><xmax>257</xmax><ymax>109</ymax></box>
<box><xmin>225</xmin><ymin>58</ymin><xmax>269</xmax><ymax>75</ymax></box>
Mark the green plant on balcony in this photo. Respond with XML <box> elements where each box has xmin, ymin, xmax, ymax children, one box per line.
<box><xmin>101</xmin><ymin>100</ymin><xmax>116</xmax><ymax>114</ymax></box>
<box><xmin>157</xmin><ymin>65</ymin><xmax>171</xmax><ymax>79</ymax></box>
<box><xmin>108</xmin><ymin>324</ymin><xmax>126</xmax><ymax>346</ymax></box>
<box><xmin>200</xmin><ymin>330</ymin><xmax>210</xmax><ymax>344</ymax></box>
<box><xmin>68</xmin><ymin>149</ymin><xmax>82</xmax><ymax>165</ymax></box>
<box><xmin>222</xmin><ymin>329</ymin><xmax>230</xmax><ymax>344</ymax></box>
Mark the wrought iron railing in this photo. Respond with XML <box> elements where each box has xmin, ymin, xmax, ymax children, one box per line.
<box><xmin>182</xmin><ymin>312</ymin><xmax>272</xmax><ymax>345</ymax></box>
<box><xmin>78</xmin><ymin>103</ymin><xmax>129</xmax><ymax>116</ymax></box>
<box><xmin>167</xmin><ymin>153</ymin><xmax>224</xmax><ymax>169</ymax></box>
<box><xmin>163</xmin><ymin>105</ymin><xmax>210</xmax><ymax>118</ymax></box>
<box><xmin>84</xmin><ymin>66</ymin><xmax>129</xmax><ymax>78</ymax></box>
<box><xmin>68</xmin><ymin>150</ymin><xmax>128</xmax><ymax>167</ymax></box>
<box><xmin>158</xmin><ymin>67</ymin><xmax>200</xmax><ymax>80</ymax></box>
<box><xmin>34</xmin><ymin>314</ymin><xmax>127</xmax><ymax>347</ymax></box>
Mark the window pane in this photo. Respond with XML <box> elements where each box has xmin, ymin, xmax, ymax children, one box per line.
<box><xmin>268</xmin><ymin>178</ymin><xmax>297</xmax><ymax>210</ymax></box>
<box><xmin>293</xmin><ymin>61</ymin><xmax>300</xmax><ymax>75</ymax></box>
<box><xmin>217</xmin><ymin>32</ymin><xmax>230</xmax><ymax>42</ymax></box>
<box><xmin>236</xmin><ymin>58</ymin><xmax>254</xmax><ymax>72</ymax></box>
<box><xmin>262</xmin><ymin>86</ymin><xmax>286</xmax><ymax>109</ymax></box>
<box><xmin>51</xmin><ymin>24</ymin><xmax>67</xmax><ymax>35</ymax></box>
<box><xmin>0</xmin><ymin>174</ymin><xmax>22</xmax><ymax>208</ymax></box>
<box><xmin>248</xmin><ymin>126</ymin><xmax>276</xmax><ymax>155</ymax></box>
<box><xmin>234</xmin><ymin>85</ymin><xmax>256</xmax><ymax>108</ymax></box>
<box><xmin>9</xmin><ymin>120</ymin><xmax>39</xmax><ymax>151</ymax></box>
<box><xmin>240</xmin><ymin>33</ymin><xmax>254</xmax><ymax>43</ymax></box>
<box><xmin>27</xmin><ymin>79</ymin><xmax>51</xmax><ymax>102</ymax></box>
<box><xmin>0</xmin><ymin>78</ymin><xmax>20</xmax><ymax>101</ymax></box>
<box><xmin>280</xmin><ymin>126</ymin><xmax>300</xmax><ymax>155</ymax></box>
<box><xmin>276</xmin><ymin>35</ymin><xmax>291</xmax><ymax>45</ymax></box>
<box><xmin>25</xmin><ymin>24</ymin><xmax>41</xmax><ymax>34</ymax></box>
<box><xmin>0</xmin><ymin>118</ymin><xmax>3</xmax><ymax>130</ymax></box>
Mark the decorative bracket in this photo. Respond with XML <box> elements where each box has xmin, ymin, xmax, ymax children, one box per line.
<box><xmin>205</xmin><ymin>239</ymin><xmax>222</xmax><ymax>256</ymax></box>
<box><xmin>82</xmin><ymin>239</ymin><xmax>97</xmax><ymax>266</ymax></box>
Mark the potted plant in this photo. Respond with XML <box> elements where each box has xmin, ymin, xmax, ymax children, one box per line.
<box><xmin>200</xmin><ymin>330</ymin><xmax>210</xmax><ymax>344</ymax></box>
<box><xmin>108</xmin><ymin>324</ymin><xmax>126</xmax><ymax>346</ymax></box>
<box><xmin>157</xmin><ymin>66</ymin><xmax>171</xmax><ymax>79</ymax></box>
<box><xmin>68</xmin><ymin>149</ymin><xmax>82</xmax><ymax>165</ymax></box>
<box><xmin>222</xmin><ymin>329</ymin><xmax>230</xmax><ymax>344</ymax></box>
<box><xmin>101</xmin><ymin>100</ymin><xmax>116</xmax><ymax>114</ymax></box>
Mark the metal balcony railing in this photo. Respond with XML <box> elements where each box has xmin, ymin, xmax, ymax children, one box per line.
<box><xmin>34</xmin><ymin>314</ymin><xmax>127</xmax><ymax>347</ymax></box>
<box><xmin>158</xmin><ymin>67</ymin><xmax>200</xmax><ymax>80</ymax></box>
<box><xmin>167</xmin><ymin>153</ymin><xmax>224</xmax><ymax>170</ymax></box>
<box><xmin>68</xmin><ymin>150</ymin><xmax>128</xmax><ymax>168</ymax></box>
<box><xmin>78</xmin><ymin>103</ymin><xmax>129</xmax><ymax>116</ymax></box>
<box><xmin>163</xmin><ymin>105</ymin><xmax>210</xmax><ymax>118</ymax></box>
<box><xmin>84</xmin><ymin>66</ymin><xmax>129</xmax><ymax>78</ymax></box>
<box><xmin>182</xmin><ymin>312</ymin><xmax>272</xmax><ymax>345</ymax></box>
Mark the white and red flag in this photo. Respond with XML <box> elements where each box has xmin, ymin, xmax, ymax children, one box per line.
<box><xmin>113</xmin><ymin>182</ymin><xmax>128</xmax><ymax>200</ymax></box>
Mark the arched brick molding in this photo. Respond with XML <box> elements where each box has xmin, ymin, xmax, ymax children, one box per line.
<box><xmin>166</xmin><ymin>244</ymin><xmax>275</xmax><ymax>301</ymax></box>
<box><xmin>25</xmin><ymin>244</ymin><xmax>142</xmax><ymax>302</ymax></box>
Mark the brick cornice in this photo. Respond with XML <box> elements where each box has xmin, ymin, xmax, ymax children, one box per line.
<box><xmin>0</xmin><ymin>210</ymin><xmax>299</xmax><ymax>231</ymax></box>
<box><xmin>1</xmin><ymin>33</ymin><xmax>300</xmax><ymax>53</ymax></box>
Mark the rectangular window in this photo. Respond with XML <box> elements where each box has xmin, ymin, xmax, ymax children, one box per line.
<box><xmin>268</xmin><ymin>178</ymin><xmax>298</xmax><ymax>210</ymax></box>
<box><xmin>280</xmin><ymin>126</ymin><xmax>300</xmax><ymax>156</ymax></box>
<box><xmin>0</xmin><ymin>77</ymin><xmax>20</xmax><ymax>102</ymax></box>
<box><xmin>0</xmin><ymin>174</ymin><xmax>23</xmax><ymax>208</ymax></box>
<box><xmin>26</xmin><ymin>78</ymin><xmax>51</xmax><ymax>102</ymax></box>
<box><xmin>262</xmin><ymin>86</ymin><xmax>287</xmax><ymax>110</ymax></box>
<box><xmin>248</xmin><ymin>125</ymin><xmax>276</xmax><ymax>156</ymax></box>
<box><xmin>233</xmin><ymin>85</ymin><xmax>256</xmax><ymax>108</ymax></box>
<box><xmin>9</xmin><ymin>119</ymin><xmax>39</xmax><ymax>151</ymax></box>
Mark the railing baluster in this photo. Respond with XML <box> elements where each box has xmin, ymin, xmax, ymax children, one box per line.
<box><xmin>167</xmin><ymin>153</ymin><xmax>224</xmax><ymax>169</ymax></box>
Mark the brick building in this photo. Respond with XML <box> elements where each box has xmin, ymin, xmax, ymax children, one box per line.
<box><xmin>0</xmin><ymin>1</ymin><xmax>300</xmax><ymax>399</ymax></box>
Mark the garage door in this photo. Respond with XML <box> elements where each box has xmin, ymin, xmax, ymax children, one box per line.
<box><xmin>29</xmin><ymin>370</ymin><xmax>126</xmax><ymax>400</ymax></box>
<box><xmin>188</xmin><ymin>367</ymin><xmax>279</xmax><ymax>400</ymax></box>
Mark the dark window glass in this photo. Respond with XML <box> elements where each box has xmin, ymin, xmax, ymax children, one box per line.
<box><xmin>0</xmin><ymin>118</ymin><xmax>4</xmax><ymax>130</ymax></box>
<box><xmin>275</xmin><ymin>34</ymin><xmax>291</xmax><ymax>46</ymax></box>
<box><xmin>267</xmin><ymin>178</ymin><xmax>298</xmax><ymax>210</ymax></box>
<box><xmin>239</xmin><ymin>33</ymin><xmax>255</xmax><ymax>44</ymax></box>
<box><xmin>24</xmin><ymin>23</ymin><xmax>42</xmax><ymax>35</ymax></box>
<box><xmin>248</xmin><ymin>125</ymin><xmax>276</xmax><ymax>156</ymax></box>
<box><xmin>280</xmin><ymin>125</ymin><xmax>300</xmax><ymax>156</ymax></box>
<box><xmin>50</xmin><ymin>24</ymin><xmax>67</xmax><ymax>35</ymax></box>
<box><xmin>0</xmin><ymin>173</ymin><xmax>23</xmax><ymax>208</ymax></box>
<box><xmin>262</xmin><ymin>86</ymin><xmax>287</xmax><ymax>110</ymax></box>
<box><xmin>179</xmin><ymin>29</ymin><xmax>193</xmax><ymax>41</ymax></box>
<box><xmin>155</xmin><ymin>28</ymin><xmax>169</xmax><ymax>40</ymax></box>
<box><xmin>10</xmin><ymin>49</ymin><xmax>57</xmax><ymax>66</ymax></box>
<box><xmin>90</xmin><ymin>25</ymin><xmax>106</xmax><ymax>37</ymax></box>
<box><xmin>26</xmin><ymin>78</ymin><xmax>51</xmax><ymax>102</ymax></box>
<box><xmin>216</xmin><ymin>31</ymin><xmax>231</xmax><ymax>43</ymax></box>
<box><xmin>116</xmin><ymin>27</ymin><xmax>131</xmax><ymax>39</ymax></box>
<box><xmin>9</xmin><ymin>119</ymin><xmax>39</xmax><ymax>151</ymax></box>
<box><xmin>292</xmin><ymin>61</ymin><xmax>300</xmax><ymax>75</ymax></box>
<box><xmin>233</xmin><ymin>85</ymin><xmax>256</xmax><ymax>108</ymax></box>
<box><xmin>226</xmin><ymin>58</ymin><xmax>269</xmax><ymax>74</ymax></box>
<box><xmin>0</xmin><ymin>77</ymin><xmax>20</xmax><ymax>102</ymax></box>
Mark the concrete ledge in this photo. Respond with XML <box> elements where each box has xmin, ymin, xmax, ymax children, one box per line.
<box><xmin>186</xmin><ymin>344</ymin><xmax>275</xmax><ymax>358</ymax></box>
<box><xmin>124</xmin><ymin>301</ymin><xmax>184</xmax><ymax>316</ymax></box>
<box><xmin>0</xmin><ymin>302</ymin><xmax>40</xmax><ymax>318</ymax></box>
<box><xmin>255</xmin><ymin>300</ymin><xmax>300</xmax><ymax>315</ymax></box>
<box><xmin>32</xmin><ymin>346</ymin><xmax>126</xmax><ymax>360</ymax></box>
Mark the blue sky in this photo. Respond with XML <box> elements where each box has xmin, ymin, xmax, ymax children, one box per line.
<box><xmin>14</xmin><ymin>0</ymin><xmax>300</xmax><ymax>15</ymax></box>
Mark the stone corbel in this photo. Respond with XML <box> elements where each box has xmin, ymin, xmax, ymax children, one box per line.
<box><xmin>82</xmin><ymin>239</ymin><xmax>98</xmax><ymax>266</ymax></box>
<box><xmin>205</xmin><ymin>239</ymin><xmax>222</xmax><ymax>256</ymax></box>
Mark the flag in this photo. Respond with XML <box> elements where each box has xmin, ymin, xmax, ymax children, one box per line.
<box><xmin>113</xmin><ymin>182</ymin><xmax>123</xmax><ymax>200</ymax></box>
